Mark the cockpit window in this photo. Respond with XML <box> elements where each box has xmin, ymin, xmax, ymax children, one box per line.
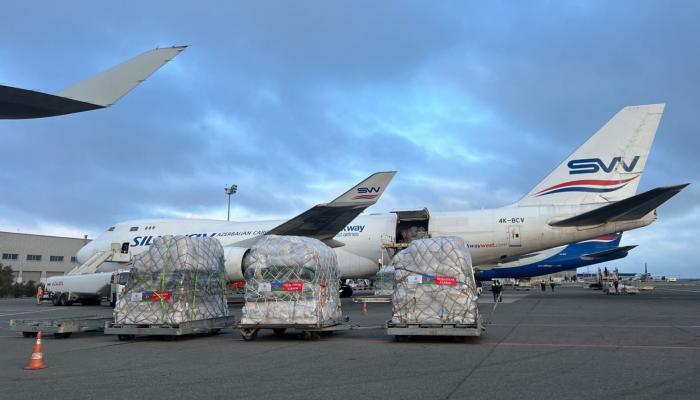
<box><xmin>129</xmin><ymin>227</ymin><xmax>139</xmax><ymax>232</ymax></box>
<box><xmin>107</xmin><ymin>227</ymin><xmax>115</xmax><ymax>232</ymax></box>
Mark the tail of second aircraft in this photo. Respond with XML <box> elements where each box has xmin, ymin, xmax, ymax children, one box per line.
<box><xmin>518</xmin><ymin>104</ymin><xmax>665</xmax><ymax>206</ymax></box>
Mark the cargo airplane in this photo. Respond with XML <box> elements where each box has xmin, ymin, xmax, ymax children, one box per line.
<box><xmin>76</xmin><ymin>104</ymin><xmax>686</xmax><ymax>296</ymax></box>
<box><xmin>475</xmin><ymin>233</ymin><xmax>633</xmax><ymax>281</ymax></box>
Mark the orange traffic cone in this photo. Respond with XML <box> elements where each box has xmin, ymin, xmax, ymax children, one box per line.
<box><xmin>24</xmin><ymin>331</ymin><xmax>46</xmax><ymax>370</ymax></box>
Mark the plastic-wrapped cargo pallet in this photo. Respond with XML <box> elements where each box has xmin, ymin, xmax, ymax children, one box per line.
<box><xmin>241</xmin><ymin>235</ymin><xmax>343</xmax><ymax>326</ymax></box>
<box><xmin>374</xmin><ymin>266</ymin><xmax>395</xmax><ymax>296</ymax></box>
<box><xmin>391</xmin><ymin>237</ymin><xmax>478</xmax><ymax>324</ymax></box>
<box><xmin>114</xmin><ymin>235</ymin><xmax>229</xmax><ymax>325</ymax></box>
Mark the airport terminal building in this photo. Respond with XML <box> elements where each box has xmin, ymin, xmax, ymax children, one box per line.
<box><xmin>0</xmin><ymin>231</ymin><xmax>89</xmax><ymax>284</ymax></box>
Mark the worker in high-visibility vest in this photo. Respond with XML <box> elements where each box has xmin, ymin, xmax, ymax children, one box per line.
<box><xmin>491</xmin><ymin>280</ymin><xmax>503</xmax><ymax>302</ymax></box>
<box><xmin>36</xmin><ymin>285</ymin><xmax>44</xmax><ymax>305</ymax></box>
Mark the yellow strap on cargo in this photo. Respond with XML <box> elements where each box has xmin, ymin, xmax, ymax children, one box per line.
<box><xmin>160</xmin><ymin>237</ymin><xmax>172</xmax><ymax>320</ymax></box>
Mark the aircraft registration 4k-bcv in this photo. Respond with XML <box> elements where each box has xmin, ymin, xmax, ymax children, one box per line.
<box><xmin>76</xmin><ymin>104</ymin><xmax>687</xmax><ymax>293</ymax></box>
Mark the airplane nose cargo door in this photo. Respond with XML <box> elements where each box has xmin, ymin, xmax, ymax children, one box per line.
<box><xmin>508</xmin><ymin>226</ymin><xmax>522</xmax><ymax>247</ymax></box>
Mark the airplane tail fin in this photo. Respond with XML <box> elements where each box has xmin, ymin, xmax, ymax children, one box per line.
<box><xmin>518</xmin><ymin>104</ymin><xmax>665</xmax><ymax>206</ymax></box>
<box><xmin>330</xmin><ymin>171</ymin><xmax>397</xmax><ymax>205</ymax></box>
<box><xmin>57</xmin><ymin>46</ymin><xmax>187</xmax><ymax>107</ymax></box>
<box><xmin>262</xmin><ymin>171</ymin><xmax>397</xmax><ymax>244</ymax></box>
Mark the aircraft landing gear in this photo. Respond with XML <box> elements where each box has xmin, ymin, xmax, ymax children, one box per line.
<box><xmin>339</xmin><ymin>281</ymin><xmax>353</xmax><ymax>298</ymax></box>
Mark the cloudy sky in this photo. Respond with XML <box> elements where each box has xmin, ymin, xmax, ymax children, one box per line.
<box><xmin>1</xmin><ymin>1</ymin><xmax>698</xmax><ymax>277</ymax></box>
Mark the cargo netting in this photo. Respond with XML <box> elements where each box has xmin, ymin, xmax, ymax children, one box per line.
<box><xmin>374</xmin><ymin>266</ymin><xmax>395</xmax><ymax>296</ymax></box>
<box><xmin>114</xmin><ymin>235</ymin><xmax>229</xmax><ymax>325</ymax></box>
<box><xmin>241</xmin><ymin>235</ymin><xmax>343</xmax><ymax>326</ymax></box>
<box><xmin>391</xmin><ymin>237</ymin><xmax>479</xmax><ymax>324</ymax></box>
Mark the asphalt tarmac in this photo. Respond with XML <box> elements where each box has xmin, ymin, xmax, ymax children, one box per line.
<box><xmin>1</xmin><ymin>283</ymin><xmax>698</xmax><ymax>400</ymax></box>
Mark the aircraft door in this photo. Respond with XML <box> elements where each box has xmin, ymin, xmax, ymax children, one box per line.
<box><xmin>508</xmin><ymin>226</ymin><xmax>522</xmax><ymax>247</ymax></box>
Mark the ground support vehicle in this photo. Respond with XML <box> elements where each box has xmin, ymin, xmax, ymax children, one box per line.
<box><xmin>353</xmin><ymin>295</ymin><xmax>391</xmax><ymax>315</ymax></box>
<box><xmin>603</xmin><ymin>283</ymin><xmax>640</xmax><ymax>295</ymax></box>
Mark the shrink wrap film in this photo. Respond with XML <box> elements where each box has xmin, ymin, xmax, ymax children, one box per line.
<box><xmin>114</xmin><ymin>235</ymin><xmax>228</xmax><ymax>325</ymax></box>
<box><xmin>241</xmin><ymin>235</ymin><xmax>343</xmax><ymax>326</ymax></box>
<box><xmin>374</xmin><ymin>266</ymin><xmax>395</xmax><ymax>296</ymax></box>
<box><xmin>391</xmin><ymin>237</ymin><xmax>479</xmax><ymax>324</ymax></box>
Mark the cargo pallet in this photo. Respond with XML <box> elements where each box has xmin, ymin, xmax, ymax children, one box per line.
<box><xmin>237</xmin><ymin>320</ymin><xmax>350</xmax><ymax>341</ymax></box>
<box><xmin>386</xmin><ymin>316</ymin><xmax>483</xmax><ymax>341</ymax></box>
<box><xmin>10</xmin><ymin>316</ymin><xmax>111</xmax><ymax>338</ymax></box>
<box><xmin>104</xmin><ymin>316</ymin><xmax>236</xmax><ymax>341</ymax></box>
<box><xmin>603</xmin><ymin>286</ymin><xmax>640</xmax><ymax>295</ymax></box>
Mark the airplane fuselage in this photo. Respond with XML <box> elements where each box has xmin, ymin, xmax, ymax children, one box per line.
<box><xmin>78</xmin><ymin>204</ymin><xmax>655</xmax><ymax>280</ymax></box>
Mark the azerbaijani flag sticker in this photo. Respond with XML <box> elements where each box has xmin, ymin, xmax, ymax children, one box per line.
<box><xmin>271</xmin><ymin>281</ymin><xmax>304</xmax><ymax>291</ymax></box>
<box><xmin>142</xmin><ymin>291</ymin><xmax>172</xmax><ymax>301</ymax></box>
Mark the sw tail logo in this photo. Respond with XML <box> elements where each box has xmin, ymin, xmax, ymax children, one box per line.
<box><xmin>352</xmin><ymin>186</ymin><xmax>381</xmax><ymax>200</ymax></box>
<box><xmin>568</xmin><ymin>156</ymin><xmax>640</xmax><ymax>175</ymax></box>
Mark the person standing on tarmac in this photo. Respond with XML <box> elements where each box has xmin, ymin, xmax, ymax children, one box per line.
<box><xmin>549</xmin><ymin>278</ymin><xmax>555</xmax><ymax>291</ymax></box>
<box><xmin>491</xmin><ymin>280</ymin><xmax>503</xmax><ymax>302</ymax></box>
<box><xmin>36</xmin><ymin>284</ymin><xmax>44</xmax><ymax>305</ymax></box>
<box><xmin>613</xmin><ymin>278</ymin><xmax>620</xmax><ymax>294</ymax></box>
<box><xmin>540</xmin><ymin>280</ymin><xmax>547</xmax><ymax>291</ymax></box>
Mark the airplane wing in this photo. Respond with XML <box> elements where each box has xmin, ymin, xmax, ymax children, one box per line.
<box><xmin>0</xmin><ymin>85</ymin><xmax>102</xmax><ymax>119</ymax></box>
<box><xmin>550</xmin><ymin>184</ymin><xmax>689</xmax><ymax>227</ymax></box>
<box><xmin>264</xmin><ymin>171</ymin><xmax>396</xmax><ymax>246</ymax></box>
<box><xmin>0</xmin><ymin>46</ymin><xmax>186</xmax><ymax>119</ymax></box>
<box><xmin>581</xmin><ymin>245</ymin><xmax>637</xmax><ymax>260</ymax></box>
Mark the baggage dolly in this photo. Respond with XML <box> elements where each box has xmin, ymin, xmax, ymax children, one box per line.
<box><xmin>353</xmin><ymin>295</ymin><xmax>391</xmax><ymax>315</ymax></box>
<box><xmin>386</xmin><ymin>316</ymin><xmax>483</xmax><ymax>342</ymax></box>
<box><xmin>10</xmin><ymin>316</ymin><xmax>111</xmax><ymax>338</ymax></box>
<box><xmin>238</xmin><ymin>319</ymin><xmax>350</xmax><ymax>341</ymax></box>
<box><xmin>104</xmin><ymin>316</ymin><xmax>236</xmax><ymax>341</ymax></box>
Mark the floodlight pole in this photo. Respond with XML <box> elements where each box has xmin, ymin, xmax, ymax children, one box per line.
<box><xmin>225</xmin><ymin>184</ymin><xmax>238</xmax><ymax>221</ymax></box>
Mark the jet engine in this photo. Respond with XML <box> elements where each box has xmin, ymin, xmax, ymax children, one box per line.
<box><xmin>223</xmin><ymin>246</ymin><xmax>251</xmax><ymax>281</ymax></box>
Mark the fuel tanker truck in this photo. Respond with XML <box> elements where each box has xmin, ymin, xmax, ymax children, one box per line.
<box><xmin>45</xmin><ymin>270</ymin><xmax>129</xmax><ymax>307</ymax></box>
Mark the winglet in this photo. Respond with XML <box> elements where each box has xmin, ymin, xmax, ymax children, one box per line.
<box><xmin>328</xmin><ymin>171</ymin><xmax>397</xmax><ymax>206</ymax></box>
<box><xmin>57</xmin><ymin>45</ymin><xmax>187</xmax><ymax>107</ymax></box>
<box><xmin>262</xmin><ymin>171</ymin><xmax>397</xmax><ymax>242</ymax></box>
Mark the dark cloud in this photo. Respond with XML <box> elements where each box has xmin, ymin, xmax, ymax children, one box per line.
<box><xmin>0</xmin><ymin>1</ymin><xmax>697</xmax><ymax>276</ymax></box>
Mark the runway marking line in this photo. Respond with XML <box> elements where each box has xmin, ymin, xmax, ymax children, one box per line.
<box><xmin>653</xmin><ymin>287</ymin><xmax>700</xmax><ymax>293</ymax></box>
<box><xmin>0</xmin><ymin>308</ymin><xmax>61</xmax><ymax>317</ymax></box>
<box><xmin>491</xmin><ymin>341</ymin><xmax>700</xmax><ymax>351</ymax></box>
<box><xmin>490</xmin><ymin>323</ymin><xmax>700</xmax><ymax>329</ymax></box>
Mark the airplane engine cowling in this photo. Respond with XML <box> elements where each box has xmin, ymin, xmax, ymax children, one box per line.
<box><xmin>223</xmin><ymin>246</ymin><xmax>251</xmax><ymax>282</ymax></box>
